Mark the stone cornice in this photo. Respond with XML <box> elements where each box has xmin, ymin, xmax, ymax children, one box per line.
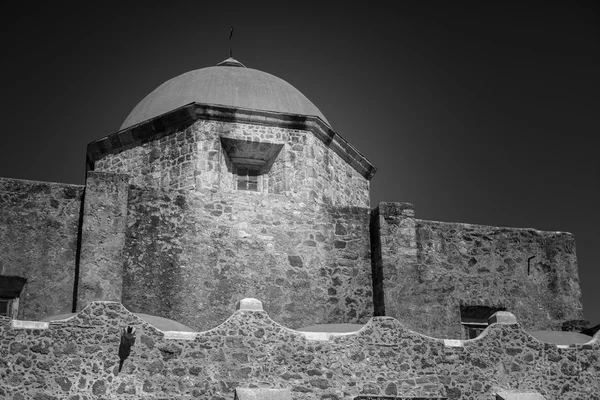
<box><xmin>86</xmin><ymin>103</ymin><xmax>377</xmax><ymax>180</ymax></box>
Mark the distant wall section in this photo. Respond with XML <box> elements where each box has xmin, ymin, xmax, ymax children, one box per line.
<box><xmin>0</xmin><ymin>178</ymin><xmax>83</xmax><ymax>319</ymax></box>
<box><xmin>372</xmin><ymin>202</ymin><xmax>583</xmax><ymax>338</ymax></box>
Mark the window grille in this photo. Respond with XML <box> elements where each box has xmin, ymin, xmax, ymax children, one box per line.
<box><xmin>236</xmin><ymin>166</ymin><xmax>260</xmax><ymax>191</ymax></box>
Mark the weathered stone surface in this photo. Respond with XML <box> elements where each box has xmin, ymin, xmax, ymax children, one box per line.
<box><xmin>77</xmin><ymin>171</ymin><xmax>129</xmax><ymax>310</ymax></box>
<box><xmin>1</xmin><ymin>61</ymin><xmax>592</xmax><ymax>400</ymax></box>
<box><xmin>235</xmin><ymin>388</ymin><xmax>293</xmax><ymax>400</ymax></box>
<box><xmin>496</xmin><ymin>391</ymin><xmax>546</xmax><ymax>399</ymax></box>
<box><xmin>1</xmin><ymin>301</ymin><xmax>598</xmax><ymax>399</ymax></box>
<box><xmin>0</xmin><ymin>178</ymin><xmax>83</xmax><ymax>320</ymax></box>
<box><xmin>372</xmin><ymin>202</ymin><xmax>583</xmax><ymax>338</ymax></box>
<box><xmin>94</xmin><ymin>120</ymin><xmax>370</xmax><ymax>208</ymax></box>
<box><xmin>80</xmin><ymin>119</ymin><xmax>375</xmax><ymax>330</ymax></box>
<box><xmin>120</xmin><ymin>183</ymin><xmax>372</xmax><ymax>330</ymax></box>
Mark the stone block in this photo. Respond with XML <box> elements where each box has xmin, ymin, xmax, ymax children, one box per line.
<box><xmin>77</xmin><ymin>171</ymin><xmax>130</xmax><ymax>310</ymax></box>
<box><xmin>234</xmin><ymin>388</ymin><xmax>292</xmax><ymax>400</ymax></box>
<box><xmin>488</xmin><ymin>311</ymin><xmax>518</xmax><ymax>325</ymax></box>
<box><xmin>496</xmin><ymin>391</ymin><xmax>546</xmax><ymax>399</ymax></box>
<box><xmin>11</xmin><ymin>320</ymin><xmax>49</xmax><ymax>330</ymax></box>
<box><xmin>237</xmin><ymin>298</ymin><xmax>263</xmax><ymax>311</ymax></box>
<box><xmin>444</xmin><ymin>339</ymin><xmax>463</xmax><ymax>347</ymax></box>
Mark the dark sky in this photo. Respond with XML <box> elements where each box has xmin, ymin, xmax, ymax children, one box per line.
<box><xmin>1</xmin><ymin>3</ymin><xmax>598</xmax><ymax>325</ymax></box>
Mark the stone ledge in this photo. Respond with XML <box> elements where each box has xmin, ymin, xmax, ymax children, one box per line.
<box><xmin>162</xmin><ymin>331</ymin><xmax>199</xmax><ymax>341</ymax></box>
<box><xmin>11</xmin><ymin>320</ymin><xmax>49</xmax><ymax>330</ymax></box>
<box><xmin>444</xmin><ymin>339</ymin><xmax>464</xmax><ymax>347</ymax></box>
<box><xmin>235</xmin><ymin>388</ymin><xmax>292</xmax><ymax>400</ymax></box>
<box><xmin>298</xmin><ymin>331</ymin><xmax>358</xmax><ymax>341</ymax></box>
<box><xmin>496</xmin><ymin>391</ymin><xmax>546</xmax><ymax>399</ymax></box>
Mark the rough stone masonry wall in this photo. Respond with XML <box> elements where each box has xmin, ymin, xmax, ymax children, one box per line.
<box><xmin>0</xmin><ymin>301</ymin><xmax>598</xmax><ymax>400</ymax></box>
<box><xmin>94</xmin><ymin>119</ymin><xmax>370</xmax><ymax>208</ymax></box>
<box><xmin>121</xmin><ymin>183</ymin><xmax>372</xmax><ymax>331</ymax></box>
<box><xmin>76</xmin><ymin>172</ymin><xmax>129</xmax><ymax>311</ymax></box>
<box><xmin>0</xmin><ymin>178</ymin><xmax>83</xmax><ymax>320</ymax></box>
<box><xmin>94</xmin><ymin>122</ymin><xmax>199</xmax><ymax>191</ymax></box>
<box><xmin>373</xmin><ymin>202</ymin><xmax>583</xmax><ymax>339</ymax></box>
<box><xmin>90</xmin><ymin>119</ymin><xmax>373</xmax><ymax>329</ymax></box>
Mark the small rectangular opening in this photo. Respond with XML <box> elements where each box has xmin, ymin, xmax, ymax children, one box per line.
<box><xmin>236</xmin><ymin>166</ymin><xmax>260</xmax><ymax>191</ymax></box>
<box><xmin>460</xmin><ymin>305</ymin><xmax>506</xmax><ymax>339</ymax></box>
<box><xmin>0</xmin><ymin>275</ymin><xmax>26</xmax><ymax>318</ymax></box>
<box><xmin>0</xmin><ymin>299</ymin><xmax>12</xmax><ymax>317</ymax></box>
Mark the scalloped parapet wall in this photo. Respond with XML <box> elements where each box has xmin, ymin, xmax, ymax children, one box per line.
<box><xmin>0</xmin><ymin>300</ymin><xmax>598</xmax><ymax>399</ymax></box>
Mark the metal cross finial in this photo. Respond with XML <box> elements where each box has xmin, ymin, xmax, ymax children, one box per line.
<box><xmin>229</xmin><ymin>26</ymin><xmax>234</xmax><ymax>58</ymax></box>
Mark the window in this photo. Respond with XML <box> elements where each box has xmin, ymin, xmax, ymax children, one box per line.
<box><xmin>0</xmin><ymin>298</ymin><xmax>15</xmax><ymax>317</ymax></box>
<box><xmin>460</xmin><ymin>305</ymin><xmax>506</xmax><ymax>339</ymax></box>
<box><xmin>0</xmin><ymin>275</ymin><xmax>26</xmax><ymax>319</ymax></box>
<box><xmin>220</xmin><ymin>137</ymin><xmax>284</xmax><ymax>194</ymax></box>
<box><xmin>462</xmin><ymin>321</ymin><xmax>488</xmax><ymax>339</ymax></box>
<box><xmin>236</xmin><ymin>166</ymin><xmax>260</xmax><ymax>191</ymax></box>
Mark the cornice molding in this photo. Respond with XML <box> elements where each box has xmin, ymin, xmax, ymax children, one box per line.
<box><xmin>87</xmin><ymin>103</ymin><xmax>377</xmax><ymax>180</ymax></box>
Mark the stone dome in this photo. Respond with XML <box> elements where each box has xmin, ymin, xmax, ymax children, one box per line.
<box><xmin>121</xmin><ymin>58</ymin><xmax>329</xmax><ymax>130</ymax></box>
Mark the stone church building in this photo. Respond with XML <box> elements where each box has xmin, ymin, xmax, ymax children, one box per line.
<box><xmin>0</xmin><ymin>58</ymin><xmax>596</xmax><ymax>399</ymax></box>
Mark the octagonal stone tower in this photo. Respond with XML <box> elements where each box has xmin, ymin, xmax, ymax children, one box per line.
<box><xmin>79</xmin><ymin>58</ymin><xmax>376</xmax><ymax>330</ymax></box>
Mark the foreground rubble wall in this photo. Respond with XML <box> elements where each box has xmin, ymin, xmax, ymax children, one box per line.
<box><xmin>0</xmin><ymin>301</ymin><xmax>598</xmax><ymax>399</ymax></box>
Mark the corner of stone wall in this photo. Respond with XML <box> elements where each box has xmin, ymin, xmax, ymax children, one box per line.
<box><xmin>76</xmin><ymin>171</ymin><xmax>130</xmax><ymax>311</ymax></box>
<box><xmin>377</xmin><ymin>202</ymin><xmax>415</xmax><ymax>220</ymax></box>
<box><xmin>370</xmin><ymin>202</ymin><xmax>416</xmax><ymax>318</ymax></box>
<box><xmin>0</xmin><ymin>178</ymin><xmax>84</xmax><ymax>320</ymax></box>
<box><xmin>370</xmin><ymin>206</ymin><xmax>384</xmax><ymax>316</ymax></box>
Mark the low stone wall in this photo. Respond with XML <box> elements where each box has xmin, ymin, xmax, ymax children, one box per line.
<box><xmin>1</xmin><ymin>300</ymin><xmax>598</xmax><ymax>399</ymax></box>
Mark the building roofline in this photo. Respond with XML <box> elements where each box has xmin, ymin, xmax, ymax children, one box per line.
<box><xmin>86</xmin><ymin>103</ymin><xmax>377</xmax><ymax>180</ymax></box>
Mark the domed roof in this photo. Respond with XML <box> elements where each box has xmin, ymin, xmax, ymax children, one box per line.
<box><xmin>121</xmin><ymin>58</ymin><xmax>329</xmax><ymax>130</ymax></box>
